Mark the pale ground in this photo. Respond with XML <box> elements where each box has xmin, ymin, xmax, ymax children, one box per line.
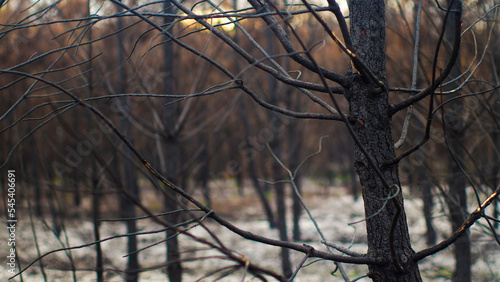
<box><xmin>1</xmin><ymin>179</ymin><xmax>499</xmax><ymax>281</ymax></box>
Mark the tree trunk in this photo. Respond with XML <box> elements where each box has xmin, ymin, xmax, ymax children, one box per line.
<box><xmin>270</xmin><ymin>136</ymin><xmax>293</xmax><ymax>278</ymax></box>
<box><xmin>199</xmin><ymin>145</ymin><xmax>211</xmax><ymax>208</ymax></box>
<box><xmin>285</xmin><ymin>89</ymin><xmax>303</xmax><ymax>241</ymax></box>
<box><xmin>346</xmin><ymin>136</ymin><xmax>359</xmax><ymax>200</ymax></box>
<box><xmin>267</xmin><ymin>24</ymin><xmax>292</xmax><ymax>276</ymax></box>
<box><xmin>92</xmin><ymin>171</ymin><xmax>103</xmax><ymax>282</ymax></box>
<box><xmin>421</xmin><ymin>182</ymin><xmax>436</xmax><ymax>246</ymax></box>
<box><xmin>442</xmin><ymin>1</ymin><xmax>471</xmax><ymax>281</ymax></box>
<box><xmin>490</xmin><ymin>130</ymin><xmax>500</xmax><ymax>229</ymax></box>
<box><xmin>117</xmin><ymin>67</ymin><xmax>140</xmax><ymax>282</ymax></box>
<box><xmin>86</xmin><ymin>3</ymin><xmax>103</xmax><ymax>278</ymax></box>
<box><xmin>233</xmin><ymin>7</ymin><xmax>276</xmax><ymax>227</ymax></box>
<box><xmin>291</xmin><ymin>173</ymin><xmax>302</xmax><ymax>241</ymax></box>
<box><xmin>287</xmin><ymin>122</ymin><xmax>302</xmax><ymax>241</ymax></box>
<box><xmin>116</xmin><ymin>6</ymin><xmax>140</xmax><ymax>280</ymax></box>
<box><xmin>30</xmin><ymin>135</ymin><xmax>43</xmax><ymax>217</ymax></box>
<box><xmin>347</xmin><ymin>1</ymin><xmax>421</xmax><ymax>280</ymax></box>
<box><xmin>162</xmin><ymin>2</ymin><xmax>183</xmax><ymax>280</ymax></box>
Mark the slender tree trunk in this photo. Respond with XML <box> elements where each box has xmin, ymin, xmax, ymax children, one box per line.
<box><xmin>30</xmin><ymin>136</ymin><xmax>43</xmax><ymax>217</ymax></box>
<box><xmin>236</xmin><ymin>165</ymin><xmax>244</xmax><ymax>197</ymax></box>
<box><xmin>163</xmin><ymin>1</ymin><xmax>182</xmax><ymax>280</ymax></box>
<box><xmin>270</xmin><ymin>135</ymin><xmax>293</xmax><ymax>278</ymax></box>
<box><xmin>487</xmin><ymin>13</ymin><xmax>500</xmax><ymax>230</ymax></box>
<box><xmin>238</xmin><ymin>96</ymin><xmax>276</xmax><ymax>228</ymax></box>
<box><xmin>421</xmin><ymin>182</ymin><xmax>436</xmax><ymax>246</ymax></box>
<box><xmin>117</xmin><ymin>76</ymin><xmax>140</xmax><ymax>282</ymax></box>
<box><xmin>291</xmin><ymin>173</ymin><xmax>302</xmax><ymax>241</ymax></box>
<box><xmin>86</xmin><ymin>4</ymin><xmax>103</xmax><ymax>279</ymax></box>
<box><xmin>232</xmin><ymin>0</ymin><xmax>276</xmax><ymax>228</ymax></box>
<box><xmin>116</xmin><ymin>6</ymin><xmax>140</xmax><ymax>281</ymax></box>
<box><xmin>92</xmin><ymin>171</ymin><xmax>103</xmax><ymax>282</ymax></box>
<box><xmin>442</xmin><ymin>1</ymin><xmax>471</xmax><ymax>281</ymax></box>
<box><xmin>490</xmin><ymin>131</ymin><xmax>500</xmax><ymax>229</ymax></box>
<box><xmin>347</xmin><ymin>1</ymin><xmax>421</xmax><ymax>280</ymax></box>
<box><xmin>266</xmin><ymin>22</ymin><xmax>292</xmax><ymax>277</ymax></box>
<box><xmin>287</xmin><ymin>113</ymin><xmax>302</xmax><ymax>241</ymax></box>
<box><xmin>199</xmin><ymin>145</ymin><xmax>211</xmax><ymax>208</ymax></box>
<box><xmin>283</xmin><ymin>80</ymin><xmax>303</xmax><ymax>241</ymax></box>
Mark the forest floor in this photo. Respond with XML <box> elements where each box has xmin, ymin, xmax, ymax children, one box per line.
<box><xmin>1</xmin><ymin>179</ymin><xmax>499</xmax><ymax>281</ymax></box>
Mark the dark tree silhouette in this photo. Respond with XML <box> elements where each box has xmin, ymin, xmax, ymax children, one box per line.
<box><xmin>1</xmin><ymin>1</ymin><xmax>499</xmax><ymax>281</ymax></box>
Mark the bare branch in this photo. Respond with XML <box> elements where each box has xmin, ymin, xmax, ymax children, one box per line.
<box><xmin>413</xmin><ymin>186</ymin><xmax>500</xmax><ymax>261</ymax></box>
<box><xmin>390</xmin><ymin>3</ymin><xmax>462</xmax><ymax>114</ymax></box>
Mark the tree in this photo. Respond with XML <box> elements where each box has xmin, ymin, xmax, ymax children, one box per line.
<box><xmin>1</xmin><ymin>0</ymin><xmax>499</xmax><ymax>281</ymax></box>
<box><xmin>443</xmin><ymin>1</ymin><xmax>470</xmax><ymax>281</ymax></box>
<box><xmin>344</xmin><ymin>1</ymin><xmax>422</xmax><ymax>279</ymax></box>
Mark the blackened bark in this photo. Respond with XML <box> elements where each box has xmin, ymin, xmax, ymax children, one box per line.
<box><xmin>86</xmin><ymin>4</ymin><xmax>103</xmax><ymax>278</ymax></box>
<box><xmin>271</xmin><ymin>136</ymin><xmax>293</xmax><ymax>278</ymax></box>
<box><xmin>92</xmin><ymin>172</ymin><xmax>103</xmax><ymax>282</ymax></box>
<box><xmin>238</xmin><ymin>93</ymin><xmax>276</xmax><ymax>228</ymax></box>
<box><xmin>488</xmin><ymin>16</ymin><xmax>500</xmax><ymax>229</ymax></box>
<box><xmin>162</xmin><ymin>1</ymin><xmax>183</xmax><ymax>280</ymax></box>
<box><xmin>421</xmin><ymin>182</ymin><xmax>436</xmax><ymax>246</ymax></box>
<box><xmin>490</xmin><ymin>131</ymin><xmax>500</xmax><ymax>229</ymax></box>
<box><xmin>267</xmin><ymin>24</ymin><xmax>292</xmax><ymax>277</ymax></box>
<box><xmin>289</xmin><ymin>137</ymin><xmax>303</xmax><ymax>241</ymax></box>
<box><xmin>443</xmin><ymin>1</ymin><xmax>471</xmax><ymax>281</ymax></box>
<box><xmin>286</xmin><ymin>95</ymin><xmax>303</xmax><ymax>241</ymax></box>
<box><xmin>291</xmin><ymin>172</ymin><xmax>302</xmax><ymax>241</ymax></box>
<box><xmin>199</xmin><ymin>146</ymin><xmax>211</xmax><ymax>208</ymax></box>
<box><xmin>233</xmin><ymin>5</ymin><xmax>276</xmax><ymax>227</ymax></box>
<box><xmin>116</xmin><ymin>7</ymin><xmax>140</xmax><ymax>280</ymax></box>
<box><xmin>347</xmin><ymin>1</ymin><xmax>421</xmax><ymax>281</ymax></box>
<box><xmin>445</xmin><ymin>125</ymin><xmax>470</xmax><ymax>282</ymax></box>
<box><xmin>31</xmin><ymin>136</ymin><xmax>43</xmax><ymax>216</ymax></box>
<box><xmin>345</xmin><ymin>136</ymin><xmax>359</xmax><ymax>200</ymax></box>
<box><xmin>118</xmin><ymin>123</ymin><xmax>140</xmax><ymax>282</ymax></box>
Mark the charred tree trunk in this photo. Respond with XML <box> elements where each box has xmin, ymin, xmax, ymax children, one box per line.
<box><xmin>442</xmin><ymin>1</ymin><xmax>471</xmax><ymax>281</ymax></box>
<box><xmin>232</xmin><ymin>0</ymin><xmax>276</xmax><ymax>228</ymax></box>
<box><xmin>92</xmin><ymin>171</ymin><xmax>103</xmax><ymax>282</ymax></box>
<box><xmin>238</xmin><ymin>94</ymin><xmax>276</xmax><ymax>228</ymax></box>
<box><xmin>421</xmin><ymin>181</ymin><xmax>436</xmax><ymax>246</ymax></box>
<box><xmin>345</xmin><ymin>135</ymin><xmax>359</xmax><ymax>200</ymax></box>
<box><xmin>291</xmin><ymin>171</ymin><xmax>302</xmax><ymax>242</ymax></box>
<box><xmin>199</xmin><ymin>145</ymin><xmax>211</xmax><ymax>208</ymax></box>
<box><xmin>287</xmin><ymin>111</ymin><xmax>302</xmax><ymax>241</ymax></box>
<box><xmin>30</xmin><ymin>135</ymin><xmax>43</xmax><ymax>217</ymax></box>
<box><xmin>270</xmin><ymin>134</ymin><xmax>293</xmax><ymax>278</ymax></box>
<box><xmin>266</xmin><ymin>23</ymin><xmax>292</xmax><ymax>277</ymax></box>
<box><xmin>490</xmin><ymin>131</ymin><xmax>500</xmax><ymax>229</ymax></box>
<box><xmin>347</xmin><ymin>1</ymin><xmax>421</xmax><ymax>280</ymax></box>
<box><xmin>116</xmin><ymin>5</ymin><xmax>140</xmax><ymax>281</ymax></box>
<box><xmin>86</xmin><ymin>4</ymin><xmax>103</xmax><ymax>279</ymax></box>
<box><xmin>163</xmin><ymin>1</ymin><xmax>182</xmax><ymax>280</ymax></box>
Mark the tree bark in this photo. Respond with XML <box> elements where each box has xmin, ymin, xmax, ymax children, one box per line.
<box><xmin>270</xmin><ymin>135</ymin><xmax>293</xmax><ymax>278</ymax></box>
<box><xmin>115</xmin><ymin>5</ymin><xmax>141</xmax><ymax>280</ymax></box>
<box><xmin>442</xmin><ymin>1</ymin><xmax>471</xmax><ymax>281</ymax></box>
<box><xmin>267</xmin><ymin>24</ymin><xmax>292</xmax><ymax>277</ymax></box>
<box><xmin>421</xmin><ymin>182</ymin><xmax>436</xmax><ymax>246</ymax></box>
<box><xmin>233</xmin><ymin>4</ymin><xmax>276</xmax><ymax>227</ymax></box>
<box><xmin>162</xmin><ymin>1</ymin><xmax>183</xmax><ymax>280</ymax></box>
<box><xmin>347</xmin><ymin>1</ymin><xmax>421</xmax><ymax>280</ymax></box>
